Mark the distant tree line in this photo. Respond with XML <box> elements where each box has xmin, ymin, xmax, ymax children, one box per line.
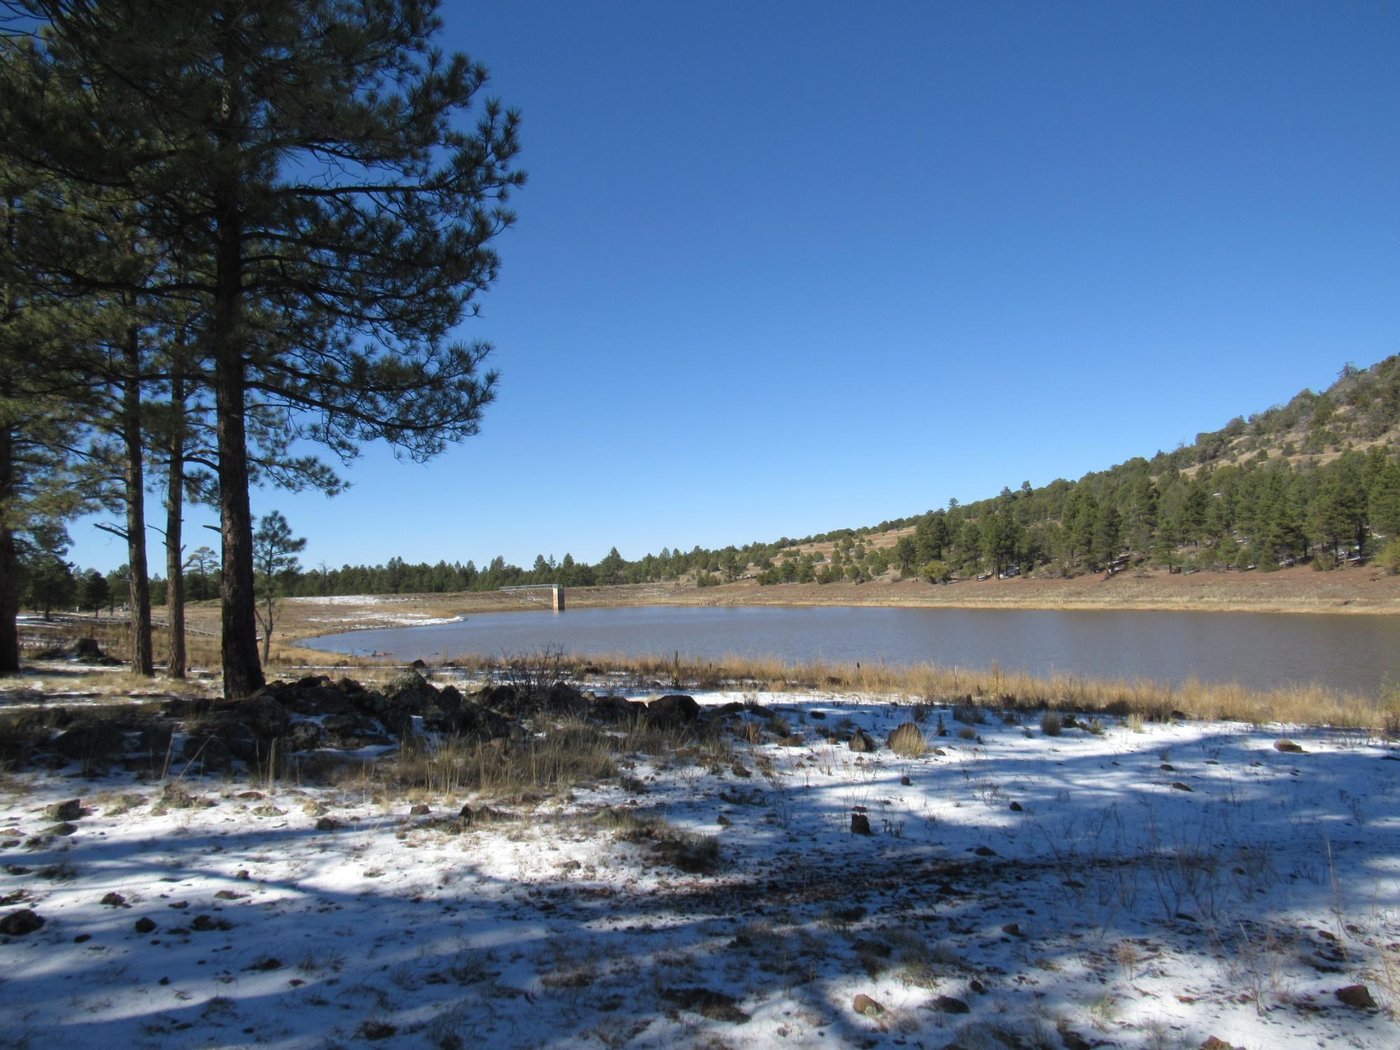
<box><xmin>26</xmin><ymin>359</ymin><xmax>1400</xmax><ymax>620</ymax></box>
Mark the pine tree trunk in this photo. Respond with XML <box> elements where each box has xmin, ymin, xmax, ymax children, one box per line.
<box><xmin>122</xmin><ymin>324</ymin><xmax>154</xmax><ymax>675</ymax></box>
<box><xmin>213</xmin><ymin>181</ymin><xmax>263</xmax><ymax>700</ymax></box>
<box><xmin>0</xmin><ymin>424</ymin><xmax>19</xmax><ymax>674</ymax></box>
<box><xmin>165</xmin><ymin>365</ymin><xmax>186</xmax><ymax>679</ymax></box>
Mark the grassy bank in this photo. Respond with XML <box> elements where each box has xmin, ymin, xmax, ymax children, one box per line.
<box><xmin>17</xmin><ymin>595</ymin><xmax>1398</xmax><ymax>734</ymax></box>
<box><xmin>421</xmin><ymin>648</ymin><xmax>1396</xmax><ymax>735</ymax></box>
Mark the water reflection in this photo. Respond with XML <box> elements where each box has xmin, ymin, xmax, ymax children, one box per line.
<box><xmin>304</xmin><ymin>605</ymin><xmax>1400</xmax><ymax>697</ymax></box>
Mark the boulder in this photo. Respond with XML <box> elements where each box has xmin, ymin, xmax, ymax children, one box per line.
<box><xmin>647</xmin><ymin>694</ymin><xmax>701</xmax><ymax>726</ymax></box>
<box><xmin>544</xmin><ymin>682</ymin><xmax>589</xmax><ymax>717</ymax></box>
<box><xmin>474</xmin><ymin>684</ymin><xmax>518</xmax><ymax>712</ymax></box>
<box><xmin>44</xmin><ymin>799</ymin><xmax>83</xmax><ymax>822</ymax></box>
<box><xmin>590</xmin><ymin>695</ymin><xmax>648</xmax><ymax>724</ymax></box>
<box><xmin>181</xmin><ymin>734</ymin><xmax>233</xmax><ymax>773</ymax></box>
<box><xmin>384</xmin><ymin>670</ymin><xmax>438</xmax><ymax>710</ymax></box>
<box><xmin>852</xmin><ymin>993</ymin><xmax>885</xmax><ymax>1017</ymax></box>
<box><xmin>1335</xmin><ymin>984</ymin><xmax>1377</xmax><ymax>1009</ymax></box>
<box><xmin>51</xmin><ymin>724</ymin><xmax>128</xmax><ymax>764</ymax></box>
<box><xmin>445</xmin><ymin>703</ymin><xmax>514</xmax><ymax>742</ymax></box>
<box><xmin>0</xmin><ymin>909</ymin><xmax>45</xmax><ymax>936</ymax></box>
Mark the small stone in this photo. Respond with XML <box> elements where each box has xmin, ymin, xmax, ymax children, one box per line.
<box><xmin>0</xmin><ymin>909</ymin><xmax>45</xmax><ymax>936</ymax></box>
<box><xmin>934</xmin><ymin>995</ymin><xmax>971</xmax><ymax>1014</ymax></box>
<box><xmin>852</xmin><ymin>993</ymin><xmax>885</xmax><ymax>1016</ymax></box>
<box><xmin>1170</xmin><ymin>782</ymin><xmax>1193</xmax><ymax>792</ymax></box>
<box><xmin>850</xmin><ymin>813</ymin><xmax>872</xmax><ymax>835</ymax></box>
<box><xmin>100</xmin><ymin>892</ymin><xmax>128</xmax><ymax>908</ymax></box>
<box><xmin>1274</xmin><ymin>738</ymin><xmax>1306</xmax><ymax>753</ymax></box>
<box><xmin>357</xmin><ymin>1020</ymin><xmax>397</xmax><ymax>1041</ymax></box>
<box><xmin>1009</xmin><ymin>801</ymin><xmax>1023</xmax><ymax>812</ymax></box>
<box><xmin>900</xmin><ymin>775</ymin><xmax>912</xmax><ymax>786</ymax></box>
<box><xmin>409</xmin><ymin>804</ymin><xmax>430</xmax><ymax>816</ymax></box>
<box><xmin>134</xmin><ymin>917</ymin><xmax>157</xmax><ymax>934</ymax></box>
<box><xmin>1335</xmin><ymin>984</ymin><xmax>1377</xmax><ymax>1009</ymax></box>
<box><xmin>974</xmin><ymin>845</ymin><xmax>998</xmax><ymax>857</ymax></box>
<box><xmin>314</xmin><ymin>816</ymin><xmax>342</xmax><ymax>832</ymax></box>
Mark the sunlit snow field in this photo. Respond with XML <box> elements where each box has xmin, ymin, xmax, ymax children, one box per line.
<box><xmin>3</xmin><ymin>686</ymin><xmax>1398</xmax><ymax>1049</ymax></box>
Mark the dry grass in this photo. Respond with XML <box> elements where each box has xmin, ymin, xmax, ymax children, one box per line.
<box><xmin>887</xmin><ymin>721</ymin><xmax>928</xmax><ymax>757</ymax></box>
<box><xmin>372</xmin><ymin>719</ymin><xmax>615</xmax><ymax>799</ymax></box>
<box><xmin>448</xmin><ymin>651</ymin><xmax>1391</xmax><ymax>733</ymax></box>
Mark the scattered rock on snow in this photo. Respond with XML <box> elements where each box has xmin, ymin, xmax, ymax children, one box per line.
<box><xmin>0</xmin><ymin>909</ymin><xmax>45</xmax><ymax>936</ymax></box>
<box><xmin>44</xmin><ymin>799</ymin><xmax>83</xmax><ymax>822</ymax></box>
<box><xmin>660</xmin><ymin>986</ymin><xmax>750</xmax><ymax>1024</ymax></box>
<box><xmin>1275</xmin><ymin>738</ymin><xmax>1306</xmax><ymax>753</ymax></box>
<box><xmin>852</xmin><ymin>992</ymin><xmax>885</xmax><ymax>1017</ymax></box>
<box><xmin>1335</xmin><ymin>984</ymin><xmax>1377</xmax><ymax>1009</ymax></box>
<box><xmin>850</xmin><ymin>813</ymin><xmax>872</xmax><ymax>835</ymax></box>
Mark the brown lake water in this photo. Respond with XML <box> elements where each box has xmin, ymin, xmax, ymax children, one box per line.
<box><xmin>304</xmin><ymin>605</ymin><xmax>1400</xmax><ymax>698</ymax></box>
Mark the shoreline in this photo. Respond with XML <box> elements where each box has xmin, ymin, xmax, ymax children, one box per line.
<box><xmin>269</xmin><ymin>564</ymin><xmax>1400</xmax><ymax>645</ymax></box>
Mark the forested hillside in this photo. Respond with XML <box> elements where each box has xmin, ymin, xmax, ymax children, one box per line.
<box><xmin>25</xmin><ymin>356</ymin><xmax>1400</xmax><ymax>608</ymax></box>
<box><xmin>174</xmin><ymin>354</ymin><xmax>1400</xmax><ymax>597</ymax></box>
<box><xmin>269</xmin><ymin>355</ymin><xmax>1400</xmax><ymax>594</ymax></box>
<box><xmin>763</xmin><ymin>356</ymin><xmax>1400</xmax><ymax>586</ymax></box>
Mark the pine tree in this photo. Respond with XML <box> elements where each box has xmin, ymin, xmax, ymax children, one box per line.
<box><xmin>5</xmin><ymin>1</ymin><xmax>522</xmax><ymax>695</ymax></box>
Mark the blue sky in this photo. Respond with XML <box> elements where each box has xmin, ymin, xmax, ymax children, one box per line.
<box><xmin>69</xmin><ymin>0</ymin><xmax>1400</xmax><ymax>575</ymax></box>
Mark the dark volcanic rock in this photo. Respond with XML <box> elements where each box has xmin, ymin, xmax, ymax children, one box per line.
<box><xmin>591</xmin><ymin>695</ymin><xmax>648</xmax><ymax>724</ymax></box>
<box><xmin>44</xmin><ymin>799</ymin><xmax>83</xmax><ymax>822</ymax></box>
<box><xmin>0</xmin><ymin>909</ymin><xmax>45</xmax><ymax>936</ymax></box>
<box><xmin>647</xmin><ymin>694</ymin><xmax>701</xmax><ymax>725</ymax></box>
<box><xmin>1335</xmin><ymin>984</ymin><xmax>1377</xmax><ymax>1009</ymax></box>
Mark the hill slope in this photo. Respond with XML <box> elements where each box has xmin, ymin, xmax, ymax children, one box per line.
<box><xmin>756</xmin><ymin>356</ymin><xmax>1400</xmax><ymax>586</ymax></box>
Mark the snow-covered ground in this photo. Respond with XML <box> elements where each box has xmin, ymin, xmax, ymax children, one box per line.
<box><xmin>286</xmin><ymin>595</ymin><xmax>464</xmax><ymax>629</ymax></box>
<box><xmin>2</xmin><ymin>690</ymin><xmax>1398</xmax><ymax>1049</ymax></box>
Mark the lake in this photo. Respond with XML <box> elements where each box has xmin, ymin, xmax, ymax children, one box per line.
<box><xmin>303</xmin><ymin>605</ymin><xmax>1400</xmax><ymax>697</ymax></box>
